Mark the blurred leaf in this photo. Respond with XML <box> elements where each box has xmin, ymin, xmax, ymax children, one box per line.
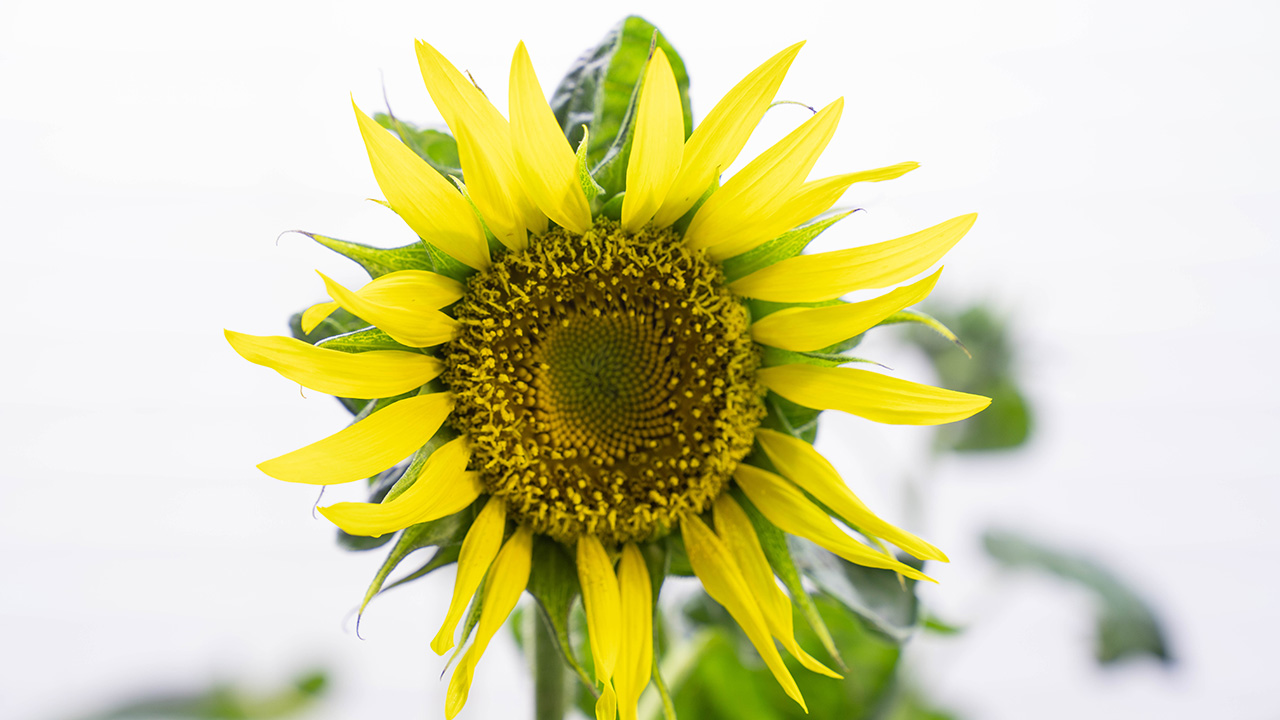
<box><xmin>69</xmin><ymin>670</ymin><xmax>328</xmax><ymax>719</ymax></box>
<box><xmin>921</xmin><ymin>615</ymin><xmax>965</xmax><ymax>636</ymax></box>
<box><xmin>722</xmin><ymin>210</ymin><xmax>857</xmax><ymax>283</ymax></box>
<box><xmin>372</xmin><ymin>112</ymin><xmax>462</xmax><ymax>180</ymax></box>
<box><xmin>525</xmin><ymin>535</ymin><xmax>596</xmax><ymax>692</ymax></box>
<box><xmin>983</xmin><ymin>530</ymin><xmax>1172</xmax><ymax>665</ymax></box>
<box><xmin>789</xmin><ymin>538</ymin><xmax>923</xmax><ymax>644</ymax></box>
<box><xmin>300</xmin><ymin>232</ymin><xmax>434</xmax><ymax>279</ymax></box>
<box><xmin>670</xmin><ymin>595</ymin><xmax>901</xmax><ymax>720</ymax></box>
<box><xmin>549</xmin><ymin>16</ymin><xmax>692</xmax><ymax>197</ymax></box>
<box><xmin>884</xmin><ymin>690</ymin><xmax>962</xmax><ymax>720</ymax></box>
<box><xmin>906</xmin><ymin>305</ymin><xmax>1033</xmax><ymax>452</ymax></box>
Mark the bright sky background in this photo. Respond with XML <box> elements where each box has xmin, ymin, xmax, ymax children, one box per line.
<box><xmin>1</xmin><ymin>0</ymin><xmax>1277</xmax><ymax>718</ymax></box>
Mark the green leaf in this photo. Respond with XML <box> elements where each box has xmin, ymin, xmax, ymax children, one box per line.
<box><xmin>983</xmin><ymin>530</ymin><xmax>1171</xmax><ymax>664</ymax></box>
<box><xmin>733</xmin><ymin>488</ymin><xmax>845</xmax><ymax>671</ymax></box>
<box><xmin>525</xmin><ymin>535</ymin><xmax>596</xmax><ymax>693</ymax></box>
<box><xmin>721</xmin><ymin>209</ymin><xmax>858</xmax><ymax>283</ymax></box>
<box><xmin>905</xmin><ymin>304</ymin><xmax>1033</xmax><ymax>452</ymax></box>
<box><xmin>549</xmin><ymin>16</ymin><xmax>692</xmax><ymax>196</ymax></box>
<box><xmin>373</xmin><ymin>112</ymin><xmax>462</xmax><ymax>180</ymax></box>
<box><xmin>422</xmin><ymin>240</ymin><xmax>477</xmax><ymax>283</ymax></box>
<box><xmin>788</xmin><ymin>538</ymin><xmax>923</xmax><ymax>644</ymax></box>
<box><xmin>356</xmin><ymin>505</ymin><xmax>477</xmax><ymax>620</ymax></box>
<box><xmin>315</xmin><ymin>326</ymin><xmax>417</xmax><ymax>354</ymax></box>
<box><xmin>668</xmin><ymin>595</ymin><xmax>902</xmax><ymax>720</ymax></box>
<box><xmin>300</xmin><ymin>231</ymin><xmax>434</xmax><ymax>279</ymax></box>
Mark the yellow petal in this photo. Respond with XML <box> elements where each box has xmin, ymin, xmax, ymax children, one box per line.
<box><xmin>433</xmin><ymin>496</ymin><xmax>507</xmax><ymax>655</ymax></box>
<box><xmin>509</xmin><ymin>42</ymin><xmax>592</xmax><ymax>235</ymax></box>
<box><xmin>595</xmin><ymin>683</ymin><xmax>617</xmax><ymax>720</ymax></box>
<box><xmin>750</xmin><ymin>269</ymin><xmax>941</xmax><ymax>351</ymax></box>
<box><xmin>758</xmin><ymin>364</ymin><xmax>991</xmax><ymax>426</ymax></box>
<box><xmin>415</xmin><ymin>41</ymin><xmax>546</xmax><ymax>248</ymax></box>
<box><xmin>713</xmin><ymin>495</ymin><xmax>841</xmax><ymax>679</ymax></box>
<box><xmin>733</xmin><ymin>464</ymin><xmax>932</xmax><ymax>582</ymax></box>
<box><xmin>716</xmin><ymin>491</ymin><xmax>844</xmax><ymax>676</ymax></box>
<box><xmin>684</xmin><ymin>98</ymin><xmax>843</xmax><ymax>251</ymax></box>
<box><xmin>317</xmin><ymin>436</ymin><xmax>479</xmax><ymax>537</ymax></box>
<box><xmin>755</xmin><ymin>428</ymin><xmax>946</xmax><ymax>562</ymax></box>
<box><xmin>613</xmin><ymin>543</ymin><xmax>653</xmax><ymax>720</ymax></box>
<box><xmin>621</xmin><ymin>48</ymin><xmax>685</xmax><ymax>233</ymax></box>
<box><xmin>258</xmin><ymin>393</ymin><xmax>453</xmax><ymax>485</ymax></box>
<box><xmin>577</xmin><ymin>534</ymin><xmax>621</xmax><ymax>682</ymax></box>
<box><xmin>318</xmin><ymin>271</ymin><xmax>458</xmax><ymax>348</ymax></box>
<box><xmin>681</xmin><ymin>514</ymin><xmax>807</xmax><ymax>712</ymax></box>
<box><xmin>729</xmin><ymin>213</ymin><xmax>978</xmax><ymax>302</ymax></box>
<box><xmin>301</xmin><ymin>301</ymin><xmax>339</xmax><ymax>334</ymax></box>
<box><xmin>708</xmin><ymin>162</ymin><xmax>920</xmax><ymax>261</ymax></box>
<box><xmin>225</xmin><ymin>330</ymin><xmax>442</xmax><ymax>399</ymax></box>
<box><xmin>446</xmin><ymin>523</ymin><xmax>533</xmax><ymax>719</ymax></box>
<box><xmin>353</xmin><ymin>100</ymin><xmax>489</xmax><ymax>270</ymax></box>
<box><xmin>652</xmin><ymin>42</ymin><xmax>805</xmax><ymax>228</ymax></box>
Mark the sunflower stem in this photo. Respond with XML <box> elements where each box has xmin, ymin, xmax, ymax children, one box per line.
<box><xmin>533</xmin><ymin>612</ymin><xmax>568</xmax><ymax>720</ymax></box>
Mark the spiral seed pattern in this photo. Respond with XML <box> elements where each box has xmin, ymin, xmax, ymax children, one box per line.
<box><xmin>444</xmin><ymin>220</ymin><xmax>764</xmax><ymax>543</ymax></box>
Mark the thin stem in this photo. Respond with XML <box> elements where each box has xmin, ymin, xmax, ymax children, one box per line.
<box><xmin>533</xmin><ymin>612</ymin><xmax>568</xmax><ymax>720</ymax></box>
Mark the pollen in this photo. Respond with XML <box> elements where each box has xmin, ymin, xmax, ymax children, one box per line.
<box><xmin>444</xmin><ymin>220</ymin><xmax>764</xmax><ymax>543</ymax></box>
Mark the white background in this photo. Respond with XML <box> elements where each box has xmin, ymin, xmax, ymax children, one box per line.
<box><xmin>1</xmin><ymin>0</ymin><xmax>1277</xmax><ymax>718</ymax></box>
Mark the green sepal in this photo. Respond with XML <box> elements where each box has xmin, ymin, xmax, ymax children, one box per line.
<box><xmin>315</xmin><ymin>327</ymin><xmax>416</xmax><ymax>354</ymax></box>
<box><xmin>373</xmin><ymin>112</ymin><xmax>462</xmax><ymax>180</ymax></box>
<box><xmin>575</xmin><ymin>125</ymin><xmax>605</xmax><ymax>211</ymax></box>
<box><xmin>983</xmin><ymin>530</ymin><xmax>1171</xmax><ymax>664</ymax></box>
<box><xmin>761</xmin><ymin>346</ymin><xmax>885</xmax><ymax>370</ymax></box>
<box><xmin>788</xmin><ymin>537</ymin><xmax>923</xmax><ymax>644</ymax></box>
<box><xmin>720</xmin><ymin>209</ymin><xmax>858</xmax><ymax>283</ymax></box>
<box><xmin>383</xmin><ymin>426</ymin><xmax>457</xmax><ymax>503</ymax></box>
<box><xmin>381</xmin><ymin>544</ymin><xmax>461</xmax><ymax>595</ymax></box>
<box><xmin>600</xmin><ymin>192</ymin><xmax>625</xmax><ymax>221</ymax></box>
<box><xmin>879</xmin><ymin>309</ymin><xmax>969</xmax><ymax>357</ymax></box>
<box><xmin>525</xmin><ymin>535</ymin><xmax>597</xmax><ymax>694</ymax></box>
<box><xmin>287</xmin><ymin>311</ymin><xmax>412</xmax><ymax>416</ymax></box>
<box><xmin>763</xmin><ymin>392</ymin><xmax>823</xmax><ymax>445</ymax></box>
<box><xmin>732</xmin><ymin>488</ymin><xmax>846</xmax><ymax>671</ymax></box>
<box><xmin>549</xmin><ymin>15</ymin><xmax>692</xmax><ymax>188</ymax></box>
<box><xmin>300</xmin><ymin>231</ymin><xmax>433</xmax><ymax>279</ymax></box>
<box><xmin>423</xmin><ymin>241</ymin><xmax>476</xmax><ymax>283</ymax></box>
<box><xmin>671</xmin><ymin>173</ymin><xmax>718</xmax><ymax>236</ymax></box>
<box><xmin>355</xmin><ymin>503</ymin><xmax>479</xmax><ymax>622</ymax></box>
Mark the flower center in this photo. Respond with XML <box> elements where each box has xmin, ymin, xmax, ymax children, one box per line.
<box><xmin>444</xmin><ymin>220</ymin><xmax>764</xmax><ymax>544</ymax></box>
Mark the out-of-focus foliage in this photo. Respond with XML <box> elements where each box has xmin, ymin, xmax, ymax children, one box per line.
<box><xmin>908</xmin><ymin>305</ymin><xmax>1032</xmax><ymax>453</ymax></box>
<box><xmin>67</xmin><ymin>671</ymin><xmax>328</xmax><ymax>720</ymax></box>
<box><xmin>669</xmin><ymin>595</ymin><xmax>901</xmax><ymax>720</ymax></box>
<box><xmin>984</xmin><ymin>531</ymin><xmax>1172</xmax><ymax>664</ymax></box>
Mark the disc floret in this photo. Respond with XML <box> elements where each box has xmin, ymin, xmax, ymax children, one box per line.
<box><xmin>445</xmin><ymin>220</ymin><xmax>764</xmax><ymax>543</ymax></box>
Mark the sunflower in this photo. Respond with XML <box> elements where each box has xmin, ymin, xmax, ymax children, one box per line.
<box><xmin>228</xmin><ymin>35</ymin><xmax>987</xmax><ymax>720</ymax></box>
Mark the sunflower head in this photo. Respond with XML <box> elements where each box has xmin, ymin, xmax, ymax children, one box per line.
<box><xmin>228</xmin><ymin>16</ymin><xmax>987</xmax><ymax>720</ymax></box>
